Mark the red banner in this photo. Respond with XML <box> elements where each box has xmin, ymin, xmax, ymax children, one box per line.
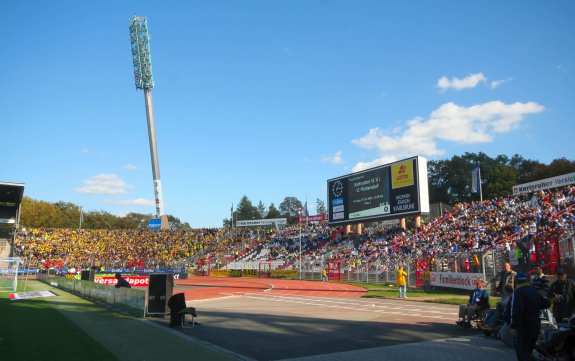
<box><xmin>94</xmin><ymin>276</ymin><xmax>149</xmax><ymax>287</ymax></box>
<box><xmin>298</xmin><ymin>214</ymin><xmax>328</xmax><ymax>223</ymax></box>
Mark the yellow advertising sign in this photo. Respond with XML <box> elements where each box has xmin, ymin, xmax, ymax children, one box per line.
<box><xmin>391</xmin><ymin>160</ymin><xmax>414</xmax><ymax>189</ymax></box>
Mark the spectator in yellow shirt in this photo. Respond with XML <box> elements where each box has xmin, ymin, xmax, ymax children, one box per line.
<box><xmin>396</xmin><ymin>266</ymin><xmax>408</xmax><ymax>298</ymax></box>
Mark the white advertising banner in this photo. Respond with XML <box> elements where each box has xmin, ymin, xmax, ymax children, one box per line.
<box><xmin>236</xmin><ymin>218</ymin><xmax>287</xmax><ymax>227</ymax></box>
<box><xmin>512</xmin><ymin>172</ymin><xmax>575</xmax><ymax>195</ymax></box>
<box><xmin>10</xmin><ymin>290</ymin><xmax>57</xmax><ymax>301</ymax></box>
<box><xmin>430</xmin><ymin>272</ymin><xmax>485</xmax><ymax>290</ymax></box>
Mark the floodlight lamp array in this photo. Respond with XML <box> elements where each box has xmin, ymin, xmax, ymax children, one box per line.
<box><xmin>129</xmin><ymin>16</ymin><xmax>154</xmax><ymax>90</ymax></box>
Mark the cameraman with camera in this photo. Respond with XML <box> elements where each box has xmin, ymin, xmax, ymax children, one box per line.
<box><xmin>549</xmin><ymin>269</ymin><xmax>575</xmax><ymax>324</ymax></box>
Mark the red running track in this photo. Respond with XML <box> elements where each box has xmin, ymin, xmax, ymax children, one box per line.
<box><xmin>175</xmin><ymin>277</ymin><xmax>367</xmax><ymax>300</ymax></box>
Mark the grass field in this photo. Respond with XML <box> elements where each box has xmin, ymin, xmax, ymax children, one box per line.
<box><xmin>350</xmin><ymin>282</ymin><xmax>501</xmax><ymax>307</ymax></box>
<box><xmin>0</xmin><ymin>282</ymin><xmax>118</xmax><ymax>361</ymax></box>
<box><xmin>1</xmin><ymin>280</ymin><xmax>236</xmax><ymax>361</ymax></box>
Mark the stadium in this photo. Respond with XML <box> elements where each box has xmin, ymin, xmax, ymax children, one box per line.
<box><xmin>3</xmin><ymin>6</ymin><xmax>575</xmax><ymax>361</ymax></box>
<box><xmin>2</xmin><ymin>164</ymin><xmax>575</xmax><ymax>360</ymax></box>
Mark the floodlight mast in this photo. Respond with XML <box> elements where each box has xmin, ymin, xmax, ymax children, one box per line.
<box><xmin>129</xmin><ymin>16</ymin><xmax>165</xmax><ymax>218</ymax></box>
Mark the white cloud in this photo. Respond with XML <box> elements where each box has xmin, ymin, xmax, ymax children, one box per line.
<box><xmin>321</xmin><ymin>151</ymin><xmax>344</xmax><ymax>164</ymax></box>
<box><xmin>112</xmin><ymin>198</ymin><xmax>155</xmax><ymax>206</ymax></box>
<box><xmin>76</xmin><ymin>173</ymin><xmax>133</xmax><ymax>194</ymax></box>
<box><xmin>490</xmin><ymin>77</ymin><xmax>513</xmax><ymax>89</ymax></box>
<box><xmin>124</xmin><ymin>164</ymin><xmax>140</xmax><ymax>171</ymax></box>
<box><xmin>352</xmin><ymin>156</ymin><xmax>399</xmax><ymax>173</ymax></box>
<box><xmin>351</xmin><ymin>100</ymin><xmax>544</xmax><ymax>171</ymax></box>
<box><xmin>436</xmin><ymin>72</ymin><xmax>487</xmax><ymax>91</ymax></box>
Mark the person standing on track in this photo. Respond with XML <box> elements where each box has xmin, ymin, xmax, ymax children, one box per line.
<box><xmin>396</xmin><ymin>265</ymin><xmax>408</xmax><ymax>298</ymax></box>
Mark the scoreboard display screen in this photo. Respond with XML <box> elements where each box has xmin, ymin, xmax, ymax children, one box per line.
<box><xmin>327</xmin><ymin>156</ymin><xmax>429</xmax><ymax>224</ymax></box>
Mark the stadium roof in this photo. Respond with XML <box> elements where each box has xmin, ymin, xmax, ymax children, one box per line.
<box><xmin>0</xmin><ymin>182</ymin><xmax>25</xmax><ymax>224</ymax></box>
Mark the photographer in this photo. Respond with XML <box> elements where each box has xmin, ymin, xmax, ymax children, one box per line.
<box><xmin>549</xmin><ymin>269</ymin><xmax>574</xmax><ymax>323</ymax></box>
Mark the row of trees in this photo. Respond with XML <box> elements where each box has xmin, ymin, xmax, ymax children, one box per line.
<box><xmin>19</xmin><ymin>198</ymin><xmax>191</xmax><ymax>230</ymax></box>
<box><xmin>223</xmin><ymin>196</ymin><xmax>327</xmax><ymax>227</ymax></box>
<box><xmin>428</xmin><ymin>153</ymin><xmax>575</xmax><ymax>205</ymax></box>
<box><xmin>15</xmin><ymin>153</ymin><xmax>575</xmax><ymax>230</ymax></box>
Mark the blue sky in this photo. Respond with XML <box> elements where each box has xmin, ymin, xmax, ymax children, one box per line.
<box><xmin>2</xmin><ymin>1</ymin><xmax>574</xmax><ymax>228</ymax></box>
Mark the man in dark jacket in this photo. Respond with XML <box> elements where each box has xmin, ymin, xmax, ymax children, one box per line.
<box><xmin>114</xmin><ymin>273</ymin><xmax>131</xmax><ymax>288</ymax></box>
<box><xmin>549</xmin><ymin>268</ymin><xmax>574</xmax><ymax>323</ymax></box>
<box><xmin>510</xmin><ymin>276</ymin><xmax>552</xmax><ymax>361</ymax></box>
<box><xmin>497</xmin><ymin>261</ymin><xmax>517</xmax><ymax>302</ymax></box>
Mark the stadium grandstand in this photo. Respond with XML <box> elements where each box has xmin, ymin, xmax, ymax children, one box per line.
<box><xmin>12</xmin><ymin>184</ymin><xmax>574</xmax><ymax>291</ymax></box>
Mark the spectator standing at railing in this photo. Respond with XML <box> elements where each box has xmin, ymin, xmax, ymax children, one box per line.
<box><xmin>396</xmin><ymin>265</ymin><xmax>408</xmax><ymax>298</ymax></box>
<box><xmin>496</xmin><ymin>261</ymin><xmax>517</xmax><ymax>302</ymax></box>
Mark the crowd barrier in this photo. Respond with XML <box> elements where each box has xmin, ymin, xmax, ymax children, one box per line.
<box><xmin>37</xmin><ymin>274</ymin><xmax>146</xmax><ymax>317</ymax></box>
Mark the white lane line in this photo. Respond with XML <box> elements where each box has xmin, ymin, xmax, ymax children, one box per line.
<box><xmin>234</xmin><ymin>294</ymin><xmax>455</xmax><ymax>319</ymax></box>
<box><xmin>240</xmin><ymin>293</ymin><xmax>458</xmax><ymax>312</ymax></box>
<box><xmin>222</xmin><ymin>292</ymin><xmax>459</xmax><ymax>318</ymax></box>
<box><xmin>216</xmin><ymin>293</ymin><xmax>459</xmax><ymax>319</ymax></box>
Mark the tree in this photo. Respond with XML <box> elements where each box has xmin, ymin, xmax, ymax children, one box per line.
<box><xmin>531</xmin><ymin>158</ymin><xmax>575</xmax><ymax>181</ymax></box>
<box><xmin>20</xmin><ymin>197</ymin><xmax>62</xmax><ymax>228</ymax></box>
<box><xmin>484</xmin><ymin>165</ymin><xmax>517</xmax><ymax>199</ymax></box>
<box><xmin>316</xmin><ymin>198</ymin><xmax>326</xmax><ymax>215</ymax></box>
<box><xmin>444</xmin><ymin>155</ymin><xmax>474</xmax><ymax>204</ymax></box>
<box><xmin>510</xmin><ymin>154</ymin><xmax>543</xmax><ymax>184</ymax></box>
<box><xmin>256</xmin><ymin>201</ymin><xmax>267</xmax><ymax>219</ymax></box>
<box><xmin>427</xmin><ymin>152</ymin><xmax>524</xmax><ymax>204</ymax></box>
<box><xmin>235</xmin><ymin>195</ymin><xmax>259</xmax><ymax>221</ymax></box>
<box><xmin>54</xmin><ymin>201</ymin><xmax>82</xmax><ymax>228</ymax></box>
<box><xmin>266</xmin><ymin>203</ymin><xmax>282</xmax><ymax>219</ymax></box>
<box><xmin>82</xmin><ymin>210</ymin><xmax>119</xmax><ymax>229</ymax></box>
<box><xmin>167</xmin><ymin>215</ymin><xmax>192</xmax><ymax>230</ymax></box>
<box><xmin>118</xmin><ymin>212</ymin><xmax>152</xmax><ymax>229</ymax></box>
<box><xmin>461</xmin><ymin>152</ymin><xmax>518</xmax><ymax>201</ymax></box>
<box><xmin>427</xmin><ymin>159</ymin><xmax>450</xmax><ymax>204</ymax></box>
<box><xmin>279</xmin><ymin>197</ymin><xmax>303</xmax><ymax>224</ymax></box>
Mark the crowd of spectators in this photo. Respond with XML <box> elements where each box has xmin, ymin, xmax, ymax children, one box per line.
<box><xmin>12</xmin><ymin>186</ymin><xmax>575</xmax><ymax>273</ymax></box>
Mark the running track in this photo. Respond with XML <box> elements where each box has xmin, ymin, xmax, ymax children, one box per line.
<box><xmin>175</xmin><ymin>276</ymin><xmax>367</xmax><ymax>300</ymax></box>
